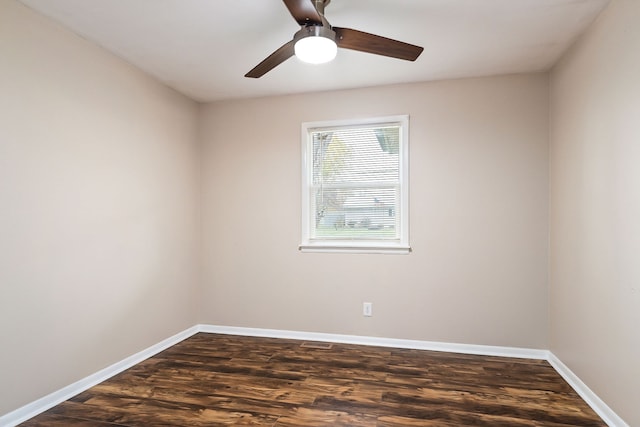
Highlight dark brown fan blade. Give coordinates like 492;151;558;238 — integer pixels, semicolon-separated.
245;40;295;78
334;27;423;61
282;0;323;26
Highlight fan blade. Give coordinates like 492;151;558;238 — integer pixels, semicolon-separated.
334;27;423;61
283;0;323;26
245;40;295;78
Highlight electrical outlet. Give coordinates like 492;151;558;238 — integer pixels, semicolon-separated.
363;302;373;317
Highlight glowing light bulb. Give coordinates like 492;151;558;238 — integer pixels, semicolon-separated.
294;35;337;64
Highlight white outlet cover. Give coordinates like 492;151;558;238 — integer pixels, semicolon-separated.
363;302;373;317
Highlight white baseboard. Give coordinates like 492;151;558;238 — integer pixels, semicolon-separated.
0;325;199;427
547;352;629;427
197;324;549;360
1;324;627;427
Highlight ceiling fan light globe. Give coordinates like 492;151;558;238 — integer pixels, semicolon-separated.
295;35;337;64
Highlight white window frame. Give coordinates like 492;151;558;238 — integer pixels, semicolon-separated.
300;115;410;254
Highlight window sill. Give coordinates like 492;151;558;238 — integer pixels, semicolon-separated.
299;244;411;254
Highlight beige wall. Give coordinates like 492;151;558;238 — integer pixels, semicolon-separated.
549;1;640;425
200;74;549;349
0;0;200;415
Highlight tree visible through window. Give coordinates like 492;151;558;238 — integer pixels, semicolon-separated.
301;116;409;253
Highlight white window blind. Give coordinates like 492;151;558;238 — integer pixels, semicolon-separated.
300;116;410;253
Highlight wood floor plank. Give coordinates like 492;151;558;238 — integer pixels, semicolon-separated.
19;333;607;426
273;407;377;426
19;413;129;427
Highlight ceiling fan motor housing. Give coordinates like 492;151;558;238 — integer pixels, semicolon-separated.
294;25;336;45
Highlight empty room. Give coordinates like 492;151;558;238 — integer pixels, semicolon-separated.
0;0;638;425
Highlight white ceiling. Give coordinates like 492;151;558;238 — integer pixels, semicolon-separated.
19;0;609;103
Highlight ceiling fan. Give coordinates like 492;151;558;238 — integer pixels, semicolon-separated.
245;0;424;78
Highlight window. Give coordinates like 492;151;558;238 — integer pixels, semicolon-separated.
300;115;410;254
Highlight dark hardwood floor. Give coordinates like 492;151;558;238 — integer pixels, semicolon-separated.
20;333;606;426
